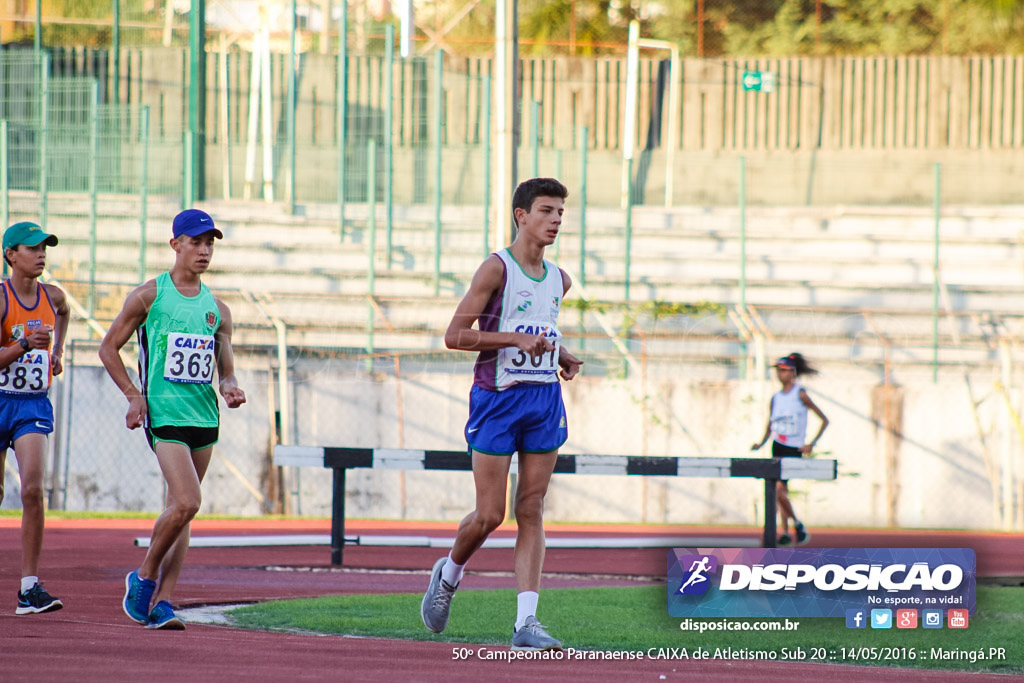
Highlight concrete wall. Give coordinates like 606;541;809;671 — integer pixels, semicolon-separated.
202;145;1024;207
6;355;1016;533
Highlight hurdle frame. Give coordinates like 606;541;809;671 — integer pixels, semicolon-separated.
275;446;838;566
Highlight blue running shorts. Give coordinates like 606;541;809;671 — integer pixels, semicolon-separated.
0;395;54;450
466;382;567;456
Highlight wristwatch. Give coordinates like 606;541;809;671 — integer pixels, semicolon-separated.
18;338;30;352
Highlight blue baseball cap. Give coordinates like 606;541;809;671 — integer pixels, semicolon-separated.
172;209;223;240
4;221;58;251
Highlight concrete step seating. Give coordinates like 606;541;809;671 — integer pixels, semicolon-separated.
14;192;1024;363
51;272;1022;370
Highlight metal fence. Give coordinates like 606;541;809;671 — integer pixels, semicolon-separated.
3;340;1022;534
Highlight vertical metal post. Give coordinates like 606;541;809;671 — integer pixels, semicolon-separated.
139;107;150;282
494;0;519;251
621;21;639;209
932;162;941;384
188;0;206;201
39;54;49;229
59;341;76;510
88;83;99;317
530;99;539;178
260;24;273;201
739;155;748;379
577;128;588;352
624;157;633;301
763;476;778;548
433;50;443;296
242;32;261;200
367;138;376;367
183;130;193;207
1;119;7;279
482;75;491;258
554;148;562;262
112;0;121;104
337;5;348;239
665;48;680;208
384;25;394;267
578;126;588;289
220;47;231;199
330;467;347;565
34;0;42;52
286;0;297;213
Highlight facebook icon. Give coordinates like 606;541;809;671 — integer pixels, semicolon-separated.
845;608;867;629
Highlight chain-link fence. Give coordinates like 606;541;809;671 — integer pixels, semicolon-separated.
39;339;276;515
3;340;1021;533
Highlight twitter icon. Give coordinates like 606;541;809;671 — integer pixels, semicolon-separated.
870;609;892;629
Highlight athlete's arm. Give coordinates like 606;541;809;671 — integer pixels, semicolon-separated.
214;299;246;409
44;284;71;376
751;400;773;451
556;268;583;380
444;255;553;356
99;281;156;429
0;285;19;371
799;389;829;454
0;340;25;371
0;281;23;370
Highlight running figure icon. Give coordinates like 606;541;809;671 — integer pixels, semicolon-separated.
678;556;713;594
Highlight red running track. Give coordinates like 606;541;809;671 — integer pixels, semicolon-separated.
0;518;1020;683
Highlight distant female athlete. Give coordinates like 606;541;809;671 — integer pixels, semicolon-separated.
751;353;828;546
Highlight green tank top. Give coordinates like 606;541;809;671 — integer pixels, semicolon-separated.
139;272;221;428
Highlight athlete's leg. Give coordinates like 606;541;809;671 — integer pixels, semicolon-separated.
512;450;558;593
152;445;213;604
12;433;48;577
139;440;204;581
776;480;796;534
0;448;6;507
449;452;513;565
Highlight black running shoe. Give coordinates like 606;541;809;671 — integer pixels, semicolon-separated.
777;533;793;547
16;583;63;615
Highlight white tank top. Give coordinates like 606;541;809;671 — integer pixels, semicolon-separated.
472;249;563;391
770;383;808;448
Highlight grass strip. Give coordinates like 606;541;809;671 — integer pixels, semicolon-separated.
228;585;1023;674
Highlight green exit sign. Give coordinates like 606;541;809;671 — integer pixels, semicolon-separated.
742;71;775;93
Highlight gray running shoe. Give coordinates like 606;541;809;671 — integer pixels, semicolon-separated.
512;616;563;651
421;557;458;634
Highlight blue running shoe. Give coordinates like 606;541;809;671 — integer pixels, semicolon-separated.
146;600;185;630
123;570;156;625
16;583;63;615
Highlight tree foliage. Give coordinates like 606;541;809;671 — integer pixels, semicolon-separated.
521;0;1024;56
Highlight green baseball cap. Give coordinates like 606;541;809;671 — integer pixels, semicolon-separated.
3;222;58;251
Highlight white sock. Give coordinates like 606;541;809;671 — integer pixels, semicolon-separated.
21;576;38;593
515;591;539;631
441;553;465;586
